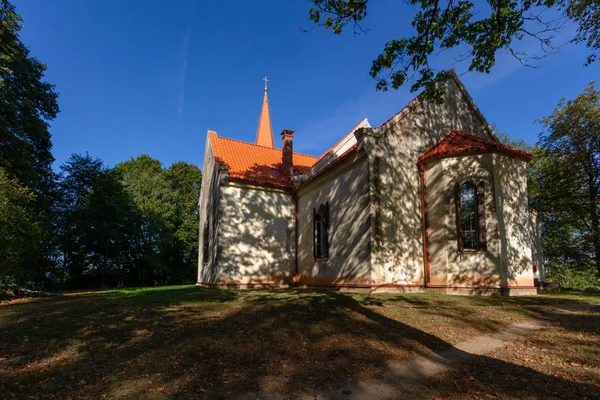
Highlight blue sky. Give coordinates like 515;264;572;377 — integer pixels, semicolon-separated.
13;0;600;170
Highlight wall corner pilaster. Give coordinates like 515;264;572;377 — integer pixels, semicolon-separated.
361;127;384;283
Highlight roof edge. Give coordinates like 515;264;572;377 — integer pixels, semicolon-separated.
211;132;319;159
295;144;360;192
417;130;533;165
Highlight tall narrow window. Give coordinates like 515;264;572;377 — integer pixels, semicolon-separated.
202;223;209;265
459;184;479;250
313;202;329;258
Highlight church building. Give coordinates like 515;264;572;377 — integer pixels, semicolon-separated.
197;71;543;295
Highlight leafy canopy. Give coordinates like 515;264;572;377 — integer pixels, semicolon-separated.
114;156;202;286
54;154;202;288
1;0;60;285
0;168;39;285
307;0;599;97
56;154;138;287
0;0;59;191
534;81;600;278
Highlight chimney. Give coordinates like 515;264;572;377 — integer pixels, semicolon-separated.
280;129;294;178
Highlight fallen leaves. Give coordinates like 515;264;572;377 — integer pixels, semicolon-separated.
1;289;599;399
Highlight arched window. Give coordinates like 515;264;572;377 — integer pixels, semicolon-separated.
455;182;487;251
313;202;329;258
460;184;478;250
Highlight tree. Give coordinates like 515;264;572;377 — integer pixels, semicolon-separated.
166;162;202;283
536;81;600;277
88;168;139;286
116;155;175;286
54;154;201;289
306;0;599;97
0;169;39;286
57;154;137;288
491;123;534;152
1;0;59;192
57;154;104;286
1;0;60;284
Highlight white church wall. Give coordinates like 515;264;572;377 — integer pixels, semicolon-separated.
296;154;371;286
529;210;544;283
425;154;502;289
368;75;495;286
197;136;222;284
493;154;536;291
216;183;295;285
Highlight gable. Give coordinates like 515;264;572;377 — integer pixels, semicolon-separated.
378;70;496;142
203;70;500;191
300;119;370;184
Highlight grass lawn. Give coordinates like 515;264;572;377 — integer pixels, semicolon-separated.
1;286;599;399
421;305;600;399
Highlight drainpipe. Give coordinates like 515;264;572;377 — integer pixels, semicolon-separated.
293;194;299;285
418;162;431;287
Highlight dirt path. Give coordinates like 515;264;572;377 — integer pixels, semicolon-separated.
296;304;599;400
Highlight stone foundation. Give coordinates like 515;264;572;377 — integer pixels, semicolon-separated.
426;286;537;296
198;282;537;296
501;287;538;296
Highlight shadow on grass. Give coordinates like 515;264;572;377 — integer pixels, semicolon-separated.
0;287;598;399
418;308;600;399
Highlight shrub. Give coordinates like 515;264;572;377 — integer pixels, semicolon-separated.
545;262;599;289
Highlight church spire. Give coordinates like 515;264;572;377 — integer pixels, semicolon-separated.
255;77;274;148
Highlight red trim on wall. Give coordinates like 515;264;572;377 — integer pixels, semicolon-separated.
427;284;536;289
419;163;431;286
299;283;424;289
198;281;291;287
197;282;536;290
197;281;423;288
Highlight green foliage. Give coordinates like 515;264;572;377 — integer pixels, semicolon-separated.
0;1;203;289
564;0;600;64
492;124;534;151
57;154;138;288
0;0;60;285
116;155;175;285
545;262;598;289
54;154;202;289
110;155;202;286
307;0;599;97
166;161;202;282
0;0;59;191
0;169;39;285
534;81;600;278
0;0;21;81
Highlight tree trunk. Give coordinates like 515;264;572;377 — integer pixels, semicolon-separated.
61;250;68;288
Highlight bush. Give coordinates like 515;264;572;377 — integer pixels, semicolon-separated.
545;262;599;290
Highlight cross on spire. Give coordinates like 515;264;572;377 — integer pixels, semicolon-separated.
256;77;274;147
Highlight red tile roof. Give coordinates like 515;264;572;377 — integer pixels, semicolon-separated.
418;130;533;164
208;131;318;189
